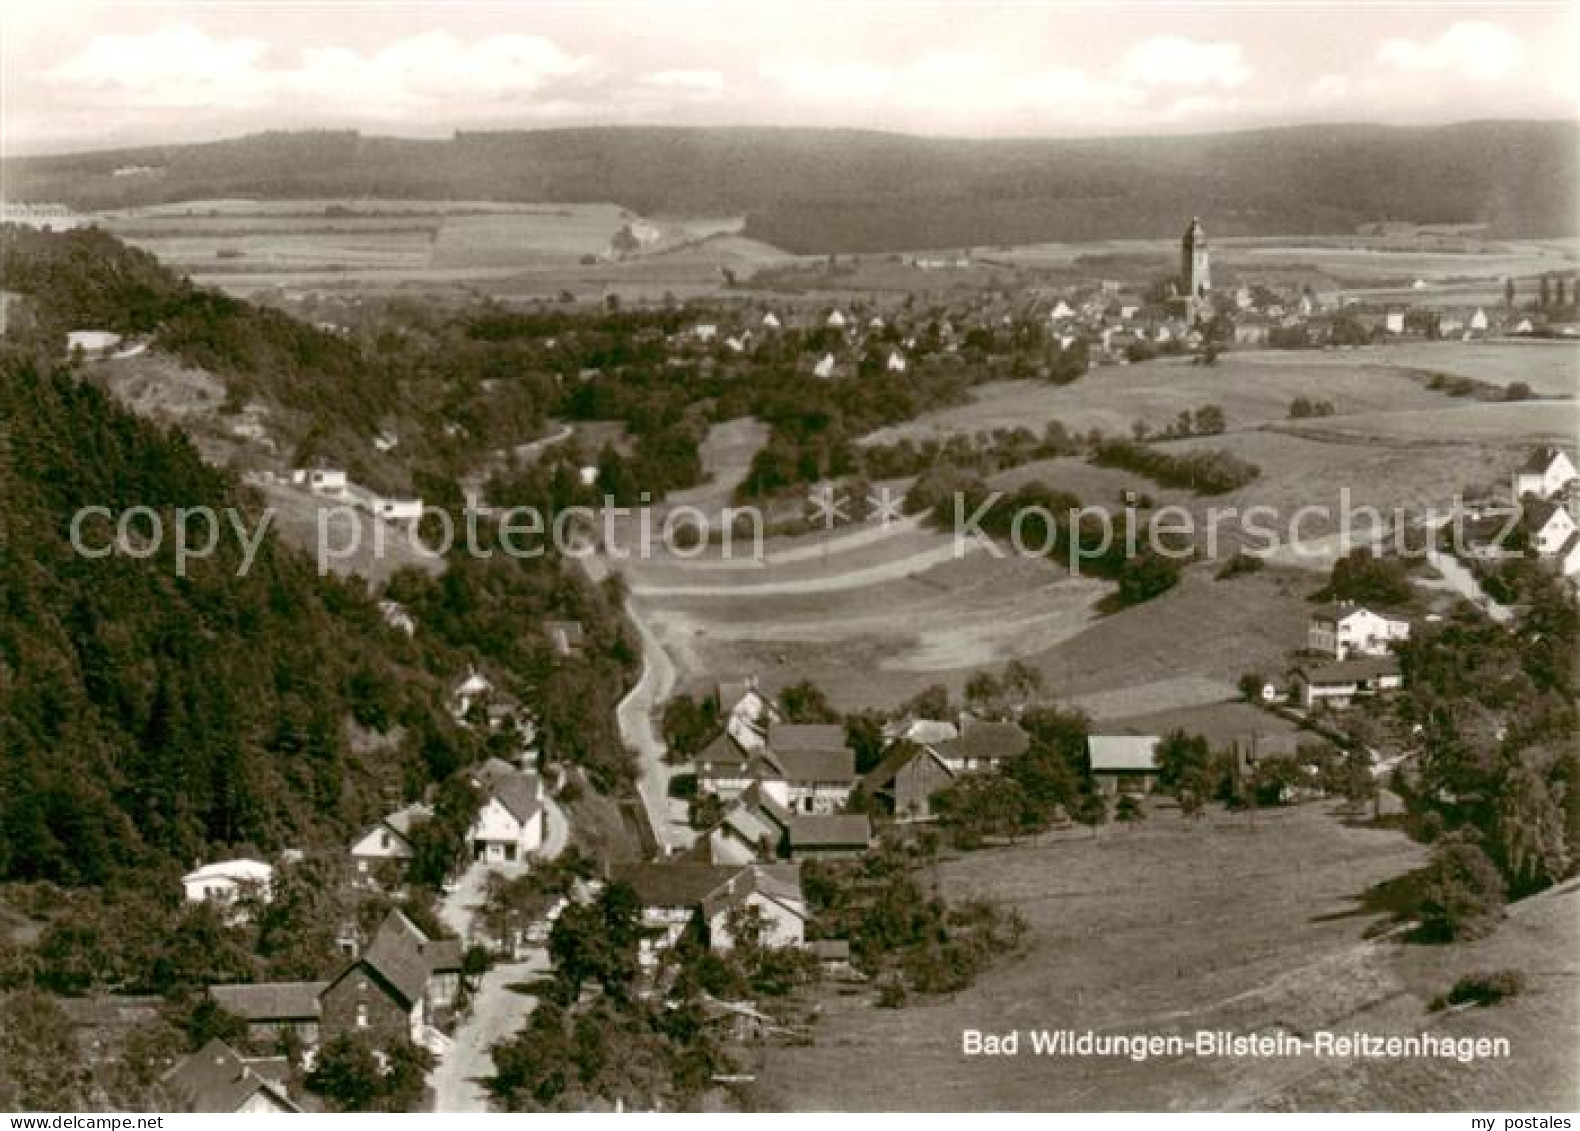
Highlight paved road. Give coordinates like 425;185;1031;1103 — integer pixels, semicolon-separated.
429;950;549;1113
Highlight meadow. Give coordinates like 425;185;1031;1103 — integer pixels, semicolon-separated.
748;803;1578;1111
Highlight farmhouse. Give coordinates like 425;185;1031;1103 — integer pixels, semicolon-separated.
318;909;459;1052
349;802;431;883
163;1039;299;1114
715;677;781;750
181;859;273;916
1291;657;1402;709
289;467;349;498
755;723;857;814
1513;447;1578;501
861;742;956;822
467;758;544;866
702;864;808;952
931;715;1030;774
1087;735;1162;795
1520;499;1578;557
696;730;757;800
206;981;325;1048
1306;602;1410;660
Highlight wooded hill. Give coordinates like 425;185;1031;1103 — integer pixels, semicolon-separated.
6;121;1574;250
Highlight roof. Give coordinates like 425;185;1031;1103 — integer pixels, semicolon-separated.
700;864;806;922
383;802;432;838
861;742;953;792
1308;602;1406;625
423;936;464;973
787;814;872;849
1522;498;1571;532
768;723;847;751
756;746;855;785
357;909;437;1006
208;981;324;1021
1297;656;1401;685
1519;446;1572;474
486;772;542;826
611;863;741;909
163;1039;299;1113
934;717;1030;763
182;859;272;886
697;729;749;768
808;939;851;961
880;717;959;746
1087;735;1161;773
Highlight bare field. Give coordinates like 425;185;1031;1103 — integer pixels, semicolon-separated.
751;804;1576;1111
1262;340;1580;397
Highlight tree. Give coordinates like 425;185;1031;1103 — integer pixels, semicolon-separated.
933;774;1033;848
1322;548;1412;607
1539;275;1552;308
778;680;838;724
1491;762;1570;896
305;1034;384;1111
1115;794;1144;827
548;882;642;999
1416;835;1506;941
963;671;1003;715
660;694;716;763
1193;404;1226;435
0;990;92;1110
1069;790;1108;836
1504;277;1516;308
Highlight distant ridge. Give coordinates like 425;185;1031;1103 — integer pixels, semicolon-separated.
4;121;1574;252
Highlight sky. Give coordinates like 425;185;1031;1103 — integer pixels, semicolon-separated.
2;2;1576;153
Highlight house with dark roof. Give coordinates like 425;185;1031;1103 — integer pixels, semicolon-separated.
1520;498;1578;557
349;802;431;885
861;742;956;822
754;725;857;814
696;730;757;800
207;980;325;1048
1087;735;1162;795
930;715;1029;775
163;1038;299;1113
699;783;870;863
611;862;808;965
1512;446;1577;501
1291;656;1403;710
317;909;462;1052
784;814;872;859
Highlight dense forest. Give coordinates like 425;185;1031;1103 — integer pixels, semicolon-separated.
5;121;1575;248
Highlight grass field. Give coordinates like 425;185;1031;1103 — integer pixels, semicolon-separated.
101;199;791;298
748;804;1578;1111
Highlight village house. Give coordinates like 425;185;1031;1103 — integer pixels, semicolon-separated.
1087;735;1162;795
162;1039;300;1114
1291;656;1403;709
288;467;349;498
349;802;431;884
181;858;274;919
447;667;495;723
1306;602;1410;660
930;715;1030;774
1513;447;1578;501
752;723;857;814
700;782;869;862
467;758;545;866
543;619;586;658
317;910;460;1054
715;678;781;749
611;862;808;967
1520;499;1578;557
860;742;956;822
65;329;124;358
207;981;326;1049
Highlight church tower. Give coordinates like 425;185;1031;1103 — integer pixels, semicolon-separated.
1181;217;1210;299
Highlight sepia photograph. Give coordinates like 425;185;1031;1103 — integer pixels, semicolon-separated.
0;0;1576;1118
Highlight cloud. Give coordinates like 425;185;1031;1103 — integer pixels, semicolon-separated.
48;25;593;121
640;69;725;98
1378;21;1520;81
758;57;892;104
1119;37;1252;89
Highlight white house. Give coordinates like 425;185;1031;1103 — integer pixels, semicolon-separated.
703;865;807;952
1049;300;1075;321
886;350;908;373
468;759;544;866
813;352;837;379
754;724;856;814
349;803;431;881
612;863;807;967
289;468;349;498
182;859;274;916
66;330;124;357
826;310;848;329
1306;603;1410;660
1469;307;1489;333
761;312;781;330
1384;310;1405;335
1512;447;1578;501
1087;735;1162;795
448;667;494;722
370;496;423;523
1521;499;1578;557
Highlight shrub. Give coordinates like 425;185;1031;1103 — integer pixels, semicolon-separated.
1428;970;1526;1011
1216;552;1265;580
1415;835;1506;941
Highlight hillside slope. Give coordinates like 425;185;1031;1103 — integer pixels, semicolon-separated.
6;121;1574;251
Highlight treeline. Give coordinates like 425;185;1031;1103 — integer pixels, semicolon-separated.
1089;437;1260;495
